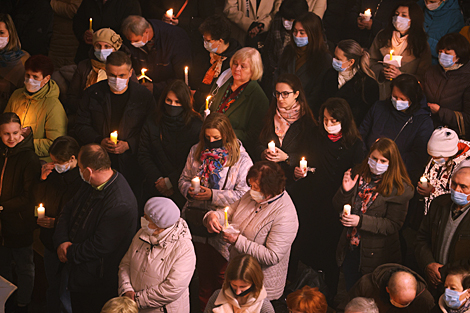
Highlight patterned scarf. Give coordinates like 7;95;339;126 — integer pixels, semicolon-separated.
202;53;227;85
347;175;381;247
198;147;229;189
86;59;107;89
0;49;24;68
448;300;470;313
274;102;300;145
217;81;248;113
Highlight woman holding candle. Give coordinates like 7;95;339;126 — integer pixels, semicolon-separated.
204;161;298;301
333;137;413;290
0;112;41;312
369;1;431;100
178;112;252;311
139;80;202;208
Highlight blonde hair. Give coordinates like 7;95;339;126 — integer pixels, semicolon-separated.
230;47;263;81
100;297;138;313
223;254;264;299
195;112;240;167
0;14;21;51
337;39;375;80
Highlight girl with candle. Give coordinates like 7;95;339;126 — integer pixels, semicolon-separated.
333;138;413;290
369;1;431;100
0;112;41;312
139;80;202;208
178;112;252;311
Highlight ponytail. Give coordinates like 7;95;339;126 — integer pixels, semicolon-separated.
359;49;376;80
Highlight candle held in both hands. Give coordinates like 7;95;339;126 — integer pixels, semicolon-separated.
166;9;174;19
343;204;351;216
110;131;118;144
420;176;428;188
268;141;276;153
363;9;371;21
191;177;200;194
38;203;45;219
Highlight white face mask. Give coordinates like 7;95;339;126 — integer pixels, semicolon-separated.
94;48;113;62
368;158;389;175
108;77;128;92
24;77;43;93
140;217;156;236
324;122;342;134
131;33;148;48
426;1;442;10
0;36;8;50
250;189;265;203
393;15;410;32
55;163;71;174
79;168;91;184
391;96;410;111
282;18;293;30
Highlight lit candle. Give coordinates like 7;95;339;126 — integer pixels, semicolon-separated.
224;207;229;228
110;131;118;144
38;203;45;219
191;176;200;194
205;95;211;110
363;9;371;21
166;9;174;19
138;68;152;83
390;49;394;61
420;176;428;188
268;141;275;153
343;204;351;216
89;18;93;31
184;66;189;86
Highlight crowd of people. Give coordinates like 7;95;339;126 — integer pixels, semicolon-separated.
1;0;470;313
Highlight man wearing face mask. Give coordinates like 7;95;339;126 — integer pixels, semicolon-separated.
75;51;155;200
415;159;470;293
121;15;192;102
54;144;138;313
4;54;68;162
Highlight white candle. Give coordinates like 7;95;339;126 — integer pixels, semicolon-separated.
184;66;189;86
166;9;174;19
268;141;275;153
343;204;351;216
300;157;307;171
38;203;45;219
191;177;200;193
204;109;211;118
363;9;371;21
110;131;118;144
420;176;428;188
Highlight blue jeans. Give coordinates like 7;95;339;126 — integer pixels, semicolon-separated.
0;245;34;306
44;248;72;313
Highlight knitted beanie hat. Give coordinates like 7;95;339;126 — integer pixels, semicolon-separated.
144;197;180;229
427;127;459;157
92;28;123;50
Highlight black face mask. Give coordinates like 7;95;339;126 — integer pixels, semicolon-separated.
164;103;184;117
204;137;223;149
230;284;254;298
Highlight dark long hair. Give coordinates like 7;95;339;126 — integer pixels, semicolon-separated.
376;1;428;58
390;74;423;115
318;98;361;148
155;80;201;125
260;74;316;144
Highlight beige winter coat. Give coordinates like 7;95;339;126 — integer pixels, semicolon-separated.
118;218;196;313
273;0;327;18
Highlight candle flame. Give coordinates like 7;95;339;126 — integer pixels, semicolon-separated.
225;207;229;213
39;203;44;207
365;9;371;14
138;68;152;82
166;9;173;17
301;157;305;161
390;49;394;54
206;95;211;101
193;176;200;181
184;66;188;74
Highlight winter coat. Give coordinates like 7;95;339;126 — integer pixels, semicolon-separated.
423;62;470;137
0;128;41;248
33;167;82;251
0;51;29;113
422;140;470;214
306;0;327;17
72;0;141;63
209;191;299;300
320;68;380;126
204;288;275;313
340;263;435;313
223;0;281;46
418;0;464;63
415;194;470;275
74;80;154;186
178;141;252;260
4;80;68;161
118;218;196;313
369;30;432;100
126;19;192;101
54;171;138;294
333;181;414;274
206;78;269;157
359;97;434;183
48;0;82;69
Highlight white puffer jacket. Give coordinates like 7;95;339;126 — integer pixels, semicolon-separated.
118;218;196;313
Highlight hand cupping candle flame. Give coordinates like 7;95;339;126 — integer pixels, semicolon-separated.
138;68;152;83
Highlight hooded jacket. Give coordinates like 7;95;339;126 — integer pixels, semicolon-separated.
0;127;41;247
340;263;435;313
119;218;196;313
4;80;68;161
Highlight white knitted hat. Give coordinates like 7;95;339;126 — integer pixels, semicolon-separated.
427;127;459;157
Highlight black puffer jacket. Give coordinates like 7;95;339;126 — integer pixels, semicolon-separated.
0;128;41;247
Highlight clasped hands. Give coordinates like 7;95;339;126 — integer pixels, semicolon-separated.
205;212;239;245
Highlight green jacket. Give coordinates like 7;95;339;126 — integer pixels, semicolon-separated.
205;78;269;155
5;80;67;161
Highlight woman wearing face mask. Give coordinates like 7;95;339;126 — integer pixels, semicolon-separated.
204;161;299;301
333;138;414;290
369;1;431;100
119;197;196;313
359;74;434;184
276;12;332;114
204;254;274;313
178;112;252;311
0;112;41;313
0;14;30;113
433;266;470;313
321;39;379;126
4;54;68;162
33;136;81;313
139;80;202;208
423;33;470;138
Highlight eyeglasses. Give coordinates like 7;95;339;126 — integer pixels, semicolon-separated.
273;91;294;99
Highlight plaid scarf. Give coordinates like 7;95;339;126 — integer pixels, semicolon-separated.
217;81;249;113
198;147;228;189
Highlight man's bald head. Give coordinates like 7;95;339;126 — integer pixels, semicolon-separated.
387;271;417;306
78;144;111;171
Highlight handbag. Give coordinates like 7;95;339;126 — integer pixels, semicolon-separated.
455;111;466;139
185;166;231;237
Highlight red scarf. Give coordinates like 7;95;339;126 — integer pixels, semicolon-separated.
327;132;342;142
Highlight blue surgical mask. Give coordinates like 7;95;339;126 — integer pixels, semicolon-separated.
434;158;446;165
293;35;308;47
368;158;389;175
439;52;455;69
451;188;469;206
391;96;410;111
94;48;113;62
444;288;468;309
332;58;347;72
203;40;218;53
